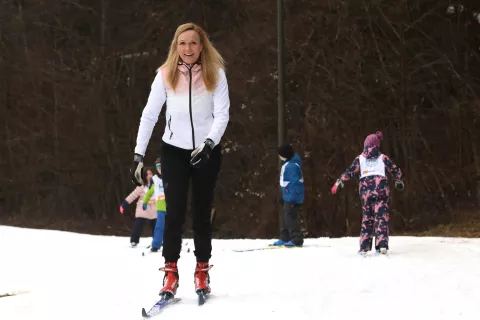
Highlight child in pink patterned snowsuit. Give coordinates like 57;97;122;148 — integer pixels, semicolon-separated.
331;131;404;254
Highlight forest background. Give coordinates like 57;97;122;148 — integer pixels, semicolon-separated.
1;0;479;238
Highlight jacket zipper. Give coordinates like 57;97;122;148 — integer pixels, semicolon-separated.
187;64;195;149
168;115;173;139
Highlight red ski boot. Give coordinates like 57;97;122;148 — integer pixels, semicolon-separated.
159;262;179;300
194;262;213;305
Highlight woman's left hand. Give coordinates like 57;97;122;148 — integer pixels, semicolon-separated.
190;139;215;168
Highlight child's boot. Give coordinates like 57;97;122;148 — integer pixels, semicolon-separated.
159;262;179;299
375;247;388;255
284;241;302;247
272;239;286;246
358;249;368;257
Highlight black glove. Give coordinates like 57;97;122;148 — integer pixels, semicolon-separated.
395;180;404;191
131;153;145;186
190;138;215;168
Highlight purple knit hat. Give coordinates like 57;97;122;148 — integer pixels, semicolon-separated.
363;131;383;148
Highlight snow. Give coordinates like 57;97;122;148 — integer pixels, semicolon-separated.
1;225;480;320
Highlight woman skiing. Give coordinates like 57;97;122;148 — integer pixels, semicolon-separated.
130;22;230;301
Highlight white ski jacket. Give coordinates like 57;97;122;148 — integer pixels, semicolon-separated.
134;62;230;155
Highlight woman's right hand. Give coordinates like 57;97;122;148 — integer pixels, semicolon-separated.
131;154;145;186
119;206;124;214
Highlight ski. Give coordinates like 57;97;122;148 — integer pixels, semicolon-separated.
141;245;157;256
142;244;191;256
142;251;158;256
232;245;287;252
197;290;209;306
141;297;181;318
233;243;330;252
358;249;390;258
141;290;209;318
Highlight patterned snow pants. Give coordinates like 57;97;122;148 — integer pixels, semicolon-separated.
359;195;389;251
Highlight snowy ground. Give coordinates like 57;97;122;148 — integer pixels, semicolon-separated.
1;225;479;320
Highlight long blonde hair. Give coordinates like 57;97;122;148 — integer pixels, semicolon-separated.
159;23;225;92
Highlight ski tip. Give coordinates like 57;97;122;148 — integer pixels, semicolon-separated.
141;307;148;318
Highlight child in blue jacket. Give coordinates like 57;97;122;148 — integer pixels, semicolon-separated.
272;143;305;247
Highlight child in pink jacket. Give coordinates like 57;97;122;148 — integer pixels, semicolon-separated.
120;167;157;247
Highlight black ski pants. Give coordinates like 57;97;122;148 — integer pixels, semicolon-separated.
130;217;156;244
280;202;304;246
161;142;222;263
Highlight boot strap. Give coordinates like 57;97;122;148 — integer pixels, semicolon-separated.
160;267;178;272
195;264;214;272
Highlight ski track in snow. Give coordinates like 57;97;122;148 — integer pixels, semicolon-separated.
1;226;479;320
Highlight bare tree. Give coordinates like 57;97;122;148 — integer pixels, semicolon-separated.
0;0;479;238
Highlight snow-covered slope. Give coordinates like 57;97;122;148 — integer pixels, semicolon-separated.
1;225;479;320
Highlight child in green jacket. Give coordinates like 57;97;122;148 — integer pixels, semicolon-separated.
143;158;167;252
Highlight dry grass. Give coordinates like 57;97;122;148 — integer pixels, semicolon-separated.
403;210;480;238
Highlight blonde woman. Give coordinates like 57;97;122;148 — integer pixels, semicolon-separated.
130;23;229;302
